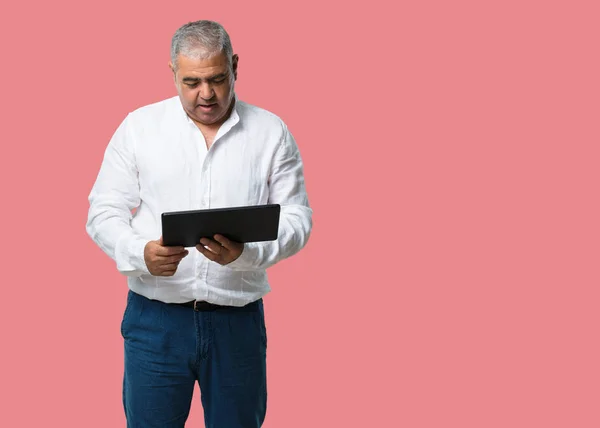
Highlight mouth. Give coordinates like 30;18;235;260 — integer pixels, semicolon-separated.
198;103;217;112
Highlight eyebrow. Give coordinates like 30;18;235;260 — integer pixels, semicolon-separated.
182;73;227;83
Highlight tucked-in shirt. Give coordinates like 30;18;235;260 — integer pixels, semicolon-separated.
86;95;312;305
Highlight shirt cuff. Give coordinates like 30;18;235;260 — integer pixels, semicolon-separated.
115;233;151;276
226;242;260;271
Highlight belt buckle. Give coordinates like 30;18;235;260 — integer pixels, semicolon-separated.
194;300;214;311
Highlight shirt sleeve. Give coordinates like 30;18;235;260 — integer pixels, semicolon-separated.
226;124;313;271
86;114;151;277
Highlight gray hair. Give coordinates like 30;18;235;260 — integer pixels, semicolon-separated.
170;20;233;71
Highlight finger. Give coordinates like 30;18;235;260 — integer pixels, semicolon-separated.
213;234;233;250
156;244;187;257
199;238;224;255
196;244;219;261
160;262;180;272
159;269;177;277
158;253;187;265
154;249;188;262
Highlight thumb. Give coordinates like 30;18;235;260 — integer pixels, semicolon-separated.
158;235;164;246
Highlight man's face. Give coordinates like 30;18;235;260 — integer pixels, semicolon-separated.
171;51;238;127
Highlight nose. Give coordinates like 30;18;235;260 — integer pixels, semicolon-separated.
199;82;214;100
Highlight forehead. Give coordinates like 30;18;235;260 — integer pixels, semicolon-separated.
176;52;229;77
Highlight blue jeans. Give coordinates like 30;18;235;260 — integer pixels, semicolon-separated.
120;290;267;427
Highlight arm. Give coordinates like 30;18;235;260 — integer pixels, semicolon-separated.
226;125;313;271
86;114;151;277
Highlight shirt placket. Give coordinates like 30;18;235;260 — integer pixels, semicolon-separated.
199;154;211;288
192;127;211;301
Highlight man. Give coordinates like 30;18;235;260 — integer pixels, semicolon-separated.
86;20;312;428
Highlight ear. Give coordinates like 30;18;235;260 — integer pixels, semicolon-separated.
231;54;239;80
168;61;176;79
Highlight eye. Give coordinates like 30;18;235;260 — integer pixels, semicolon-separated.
185;82;198;88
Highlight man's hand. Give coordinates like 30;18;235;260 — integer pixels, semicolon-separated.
196;234;243;265
144;236;189;276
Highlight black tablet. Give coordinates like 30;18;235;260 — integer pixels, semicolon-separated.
161;204;281;247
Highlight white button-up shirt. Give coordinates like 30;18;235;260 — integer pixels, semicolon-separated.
86;95;312;305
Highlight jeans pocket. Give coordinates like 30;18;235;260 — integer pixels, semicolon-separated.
258;305;267;349
120;290;134;339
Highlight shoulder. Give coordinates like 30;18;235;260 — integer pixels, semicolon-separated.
236;100;289;134
236;100;302;161
126;96;181;125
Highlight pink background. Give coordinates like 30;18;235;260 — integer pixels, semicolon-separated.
1;0;599;426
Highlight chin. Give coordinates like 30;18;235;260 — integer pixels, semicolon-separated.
197;115;220;125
